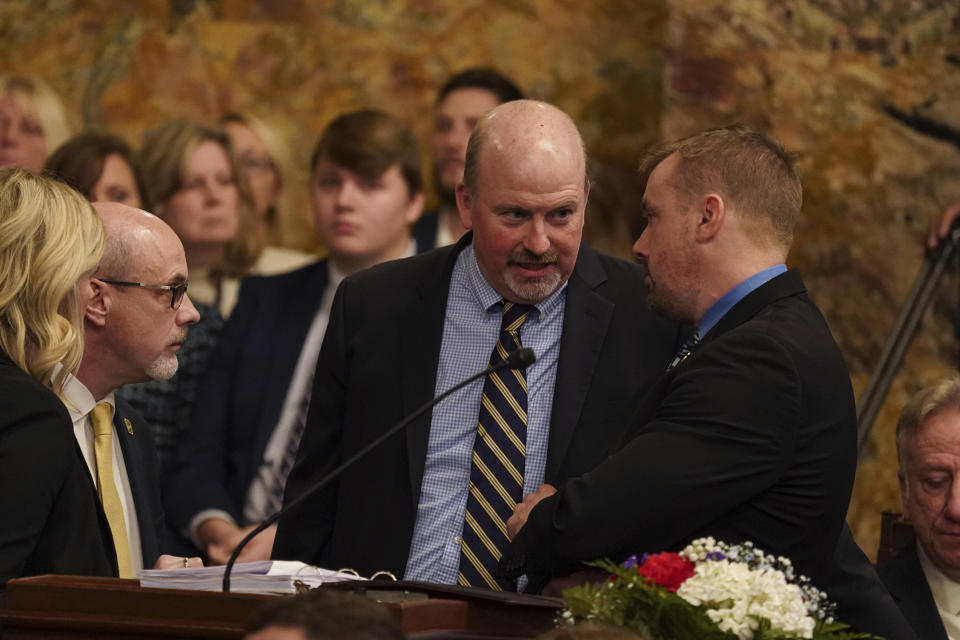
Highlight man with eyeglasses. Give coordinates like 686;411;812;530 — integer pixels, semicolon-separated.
59;201;202;575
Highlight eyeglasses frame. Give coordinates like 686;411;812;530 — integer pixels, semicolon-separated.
98;278;189;310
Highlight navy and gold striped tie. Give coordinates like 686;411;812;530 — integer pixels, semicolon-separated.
458;300;534;590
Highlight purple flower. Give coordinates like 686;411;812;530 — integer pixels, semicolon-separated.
706;551;726;561
623;555;639;569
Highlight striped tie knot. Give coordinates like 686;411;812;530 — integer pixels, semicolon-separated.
497;301;535;357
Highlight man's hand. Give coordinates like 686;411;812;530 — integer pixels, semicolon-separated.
507;484;557;539
198;518;277;565
152;554;204;570
927;198;960;249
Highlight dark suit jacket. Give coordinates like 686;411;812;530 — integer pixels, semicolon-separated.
0;352;115;601
411;208;440;253
164;260;330;535
500;270;917;639
114;398;166;567
880;541;949;640
273;235;680;577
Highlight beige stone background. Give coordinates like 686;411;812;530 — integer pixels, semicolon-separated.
4;0;960;560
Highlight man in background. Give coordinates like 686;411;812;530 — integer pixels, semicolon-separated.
244;590;403;640
413;68;523;251
881;377;960;640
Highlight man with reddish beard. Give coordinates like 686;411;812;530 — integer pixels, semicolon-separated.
500;125;917;638
273;100;680;589
63;202;201;574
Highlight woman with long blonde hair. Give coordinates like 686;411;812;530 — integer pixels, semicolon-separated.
0;168;115;596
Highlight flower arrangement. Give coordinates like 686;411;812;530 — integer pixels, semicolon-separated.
560;538;879;640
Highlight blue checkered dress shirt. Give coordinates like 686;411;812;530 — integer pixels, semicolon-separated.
403;243;566;584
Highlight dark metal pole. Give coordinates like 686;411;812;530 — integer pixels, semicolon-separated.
856;226;960;452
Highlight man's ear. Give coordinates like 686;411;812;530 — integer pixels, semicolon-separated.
404;191;426;226
85;279;110;328
695;193;725;242
455;183;474;230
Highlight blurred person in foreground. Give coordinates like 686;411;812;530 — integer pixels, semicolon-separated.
165;110;425;564
881;377;960;640
0;168;112;599
243;589;403;640
537;625;648;640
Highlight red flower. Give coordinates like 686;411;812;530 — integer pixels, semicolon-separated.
636;552;695;592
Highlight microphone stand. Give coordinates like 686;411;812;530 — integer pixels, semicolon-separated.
222;347;536;591
856;223;960;453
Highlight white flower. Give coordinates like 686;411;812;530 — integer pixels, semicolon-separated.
676;559;815;639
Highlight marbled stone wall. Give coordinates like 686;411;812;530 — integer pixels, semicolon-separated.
0;0;666;252
4;0;960;559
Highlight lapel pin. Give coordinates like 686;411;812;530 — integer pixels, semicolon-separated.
124;418;134;435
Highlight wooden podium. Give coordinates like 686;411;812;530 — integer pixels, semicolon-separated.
0;575;561;639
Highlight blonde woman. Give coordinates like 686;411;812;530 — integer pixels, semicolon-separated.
0;75;72;172
139;120;260;318
0;168;114;595
222;111;315;270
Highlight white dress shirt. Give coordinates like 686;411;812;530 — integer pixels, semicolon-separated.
919;541;960;640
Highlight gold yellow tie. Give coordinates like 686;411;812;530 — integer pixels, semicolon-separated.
91;402;133;578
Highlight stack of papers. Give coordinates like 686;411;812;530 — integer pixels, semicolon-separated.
139;560;367;594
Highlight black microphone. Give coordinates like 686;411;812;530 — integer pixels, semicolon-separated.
222;346;537;591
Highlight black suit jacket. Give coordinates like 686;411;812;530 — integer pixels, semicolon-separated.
501;270;917;639
0;352;115;601
113;398;166;567
165;260;330;534
880;542;949;640
411;208;440;253
273;235;680;577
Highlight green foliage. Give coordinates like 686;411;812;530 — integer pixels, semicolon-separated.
559;559;880;640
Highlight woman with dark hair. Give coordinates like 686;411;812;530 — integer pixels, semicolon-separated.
44;131;150;210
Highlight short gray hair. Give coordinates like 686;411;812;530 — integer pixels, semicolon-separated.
896;376;960;465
